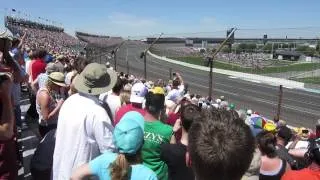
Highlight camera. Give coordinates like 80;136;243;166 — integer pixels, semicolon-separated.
302;129;309;134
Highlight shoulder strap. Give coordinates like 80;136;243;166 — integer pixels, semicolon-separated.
278;145;299;169
99;94;114;126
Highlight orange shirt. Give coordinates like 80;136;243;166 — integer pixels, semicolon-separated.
281;168;320;180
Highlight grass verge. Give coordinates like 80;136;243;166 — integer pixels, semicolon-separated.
170;56;320;74
292;77;320;85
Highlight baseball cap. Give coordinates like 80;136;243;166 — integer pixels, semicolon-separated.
277;126;293;142
152;87;165;95
264;122;277;132
113;111;145;154
130;82;148;104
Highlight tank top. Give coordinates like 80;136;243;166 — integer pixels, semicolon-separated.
36;88;58;126
259;159;287;180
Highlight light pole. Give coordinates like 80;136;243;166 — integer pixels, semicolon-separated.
208;28;237;98
112;40;127;71
126;48;129;74
140;33;163;79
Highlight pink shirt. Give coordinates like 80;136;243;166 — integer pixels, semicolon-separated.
114;104;146;125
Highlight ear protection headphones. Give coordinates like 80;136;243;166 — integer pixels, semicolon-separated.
304;138;320;165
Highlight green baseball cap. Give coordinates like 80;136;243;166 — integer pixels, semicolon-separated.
229;103;235;110
74;63;117;95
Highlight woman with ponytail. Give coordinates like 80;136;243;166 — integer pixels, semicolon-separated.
71;111;157;180
257;131;291;180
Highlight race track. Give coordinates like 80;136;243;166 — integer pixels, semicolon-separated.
113;41;320;128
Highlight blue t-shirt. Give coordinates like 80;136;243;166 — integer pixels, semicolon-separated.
89;152;158;180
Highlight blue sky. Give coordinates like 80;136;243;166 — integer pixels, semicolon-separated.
1;0;320;38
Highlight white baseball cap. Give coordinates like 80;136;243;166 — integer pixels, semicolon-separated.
130;82;148;104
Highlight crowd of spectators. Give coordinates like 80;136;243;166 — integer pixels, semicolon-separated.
0;17;320;180
152;45;275;70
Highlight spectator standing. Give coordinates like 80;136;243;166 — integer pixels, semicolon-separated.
54;55;65;73
0;31;18;179
71;112;157;180
257;131;291;180
276;126;302;170
67;57;90;96
99;77;123;121
188;109;255;180
53;63;117;179
161;104;199;180
166;73;184;103
31;49;47;81
114;82;147;125
31;62;62;91
142;87;173;180
0;73;17;180
36;72;66;137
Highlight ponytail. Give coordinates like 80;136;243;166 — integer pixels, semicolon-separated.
109;154;132;180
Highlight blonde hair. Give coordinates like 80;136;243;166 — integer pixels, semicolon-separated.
109;151;142;180
109;154;131;180
46;79;55;96
119;90;131;105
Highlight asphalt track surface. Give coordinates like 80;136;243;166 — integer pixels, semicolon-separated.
113;41;320;128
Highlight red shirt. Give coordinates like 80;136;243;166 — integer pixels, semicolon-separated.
281;168;320;180
114;104;146;125
31;59;46;81
166;112;182;142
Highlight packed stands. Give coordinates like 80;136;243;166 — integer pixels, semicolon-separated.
76;31;123;49
5;16;86;56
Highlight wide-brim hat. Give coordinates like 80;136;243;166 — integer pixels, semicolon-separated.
48;72;67;87
0;28;13;40
74;63;117;95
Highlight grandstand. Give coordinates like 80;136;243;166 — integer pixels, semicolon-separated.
5;16;86;54
76;31;123;48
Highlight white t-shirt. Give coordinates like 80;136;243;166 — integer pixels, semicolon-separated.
99;91;121;121
52;93;115;180
65;70;76;86
166;84;185;102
